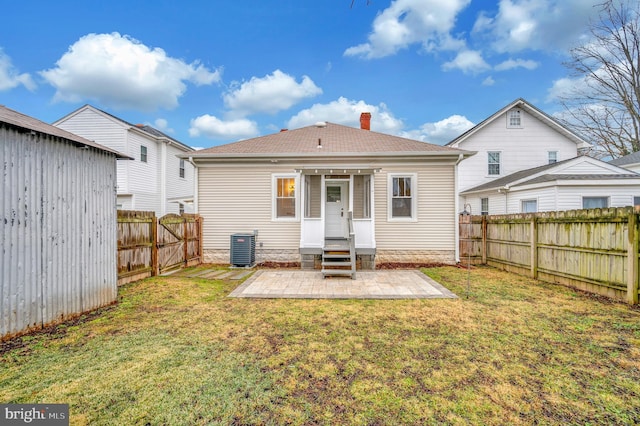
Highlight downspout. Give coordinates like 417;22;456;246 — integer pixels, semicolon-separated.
454;153;464;263
187;156;198;213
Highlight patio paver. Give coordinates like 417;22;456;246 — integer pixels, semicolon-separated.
229;270;458;299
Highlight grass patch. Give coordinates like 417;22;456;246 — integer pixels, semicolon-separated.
2;266;640;424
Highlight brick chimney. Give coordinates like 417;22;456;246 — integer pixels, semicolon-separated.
360;112;371;130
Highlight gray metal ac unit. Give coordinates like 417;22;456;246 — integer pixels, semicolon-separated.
230;233;255;267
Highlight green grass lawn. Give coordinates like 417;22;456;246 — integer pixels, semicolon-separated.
2;266;640;425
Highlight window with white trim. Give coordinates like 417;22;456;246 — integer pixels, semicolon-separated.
388;173;417;220
507;109;522;128
140;145;147;163
179;159;185;178
481;198;489;215
273;175;298;220
488;151;500;175
521;199;538;213
548;151;557;164
582;196;609;209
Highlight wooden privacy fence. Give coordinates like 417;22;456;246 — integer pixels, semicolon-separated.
460;206;640;304
117;210;203;285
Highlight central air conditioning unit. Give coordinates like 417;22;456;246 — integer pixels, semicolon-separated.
230;233;256;267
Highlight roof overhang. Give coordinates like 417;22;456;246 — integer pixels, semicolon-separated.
183;149;476;164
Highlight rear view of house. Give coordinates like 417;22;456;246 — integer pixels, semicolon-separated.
54;105;195;215
187;114;474;269
0;105;128;339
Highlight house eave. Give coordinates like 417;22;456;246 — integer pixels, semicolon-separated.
183;150;475;163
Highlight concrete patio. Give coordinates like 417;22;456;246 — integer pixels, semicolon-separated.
228;269;458;299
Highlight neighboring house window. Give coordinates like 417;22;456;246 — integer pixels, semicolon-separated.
633;196;640;206
481;198;489;215
548;151;558;164
179;204;185;215
507;109;522;128
388;173;417;220
488;152;501;175
582;196;609;209
140;145;147;163
522;199;538;213
274;175;297;220
179;159;185;178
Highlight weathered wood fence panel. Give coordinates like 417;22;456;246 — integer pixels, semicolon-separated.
117;211;203;285
460;207;640;304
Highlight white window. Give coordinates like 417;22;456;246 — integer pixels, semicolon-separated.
273;174;298;220
140;145;148;163
522;199;538;213
582;196;609;209
548;151;557;164
488;152;501;175
481;198;489;215
179;159;185;178
388;173;417;221
507;109;522;128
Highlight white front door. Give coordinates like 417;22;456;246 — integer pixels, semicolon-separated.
325;181;348;238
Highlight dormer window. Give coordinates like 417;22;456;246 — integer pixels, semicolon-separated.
507;109;522;128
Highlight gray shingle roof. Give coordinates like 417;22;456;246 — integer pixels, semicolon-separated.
192;122;470;157
461;158;576;193
461;156;640;194
609;151;640;166
0;105;130;159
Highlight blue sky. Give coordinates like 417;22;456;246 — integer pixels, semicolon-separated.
0;0;606;148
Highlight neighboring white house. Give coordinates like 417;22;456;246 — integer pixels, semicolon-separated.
460;156;640;214
609;151;640;173
1;105;128;339
54;105;195;216
186;113;474;268
447;98;591;212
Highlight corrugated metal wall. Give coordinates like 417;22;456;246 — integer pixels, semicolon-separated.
1;124;118;339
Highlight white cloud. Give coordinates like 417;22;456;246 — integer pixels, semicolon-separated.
0;49;35;91
286;97;404;134
402;114;475;145
482;76;496;86
40;32;221;111
224;70;322;117
188;114;258;140
475;0;602;53
344;0;471;59
153;118;174;134
494;58;539;71
442;50;490;74
546;75;589;102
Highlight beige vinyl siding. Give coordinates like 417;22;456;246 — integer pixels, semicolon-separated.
305;175;321;218
374;163;456;251
198;164;300;251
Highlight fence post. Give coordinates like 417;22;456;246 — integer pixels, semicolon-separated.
151;216;159;276
628;208;639;304
183;215;188;268
481;215;487;264
531;216;538;279
198;215;204;262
